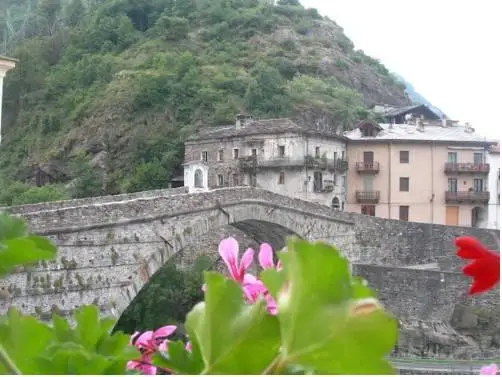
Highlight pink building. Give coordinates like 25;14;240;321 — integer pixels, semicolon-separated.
345;119;497;227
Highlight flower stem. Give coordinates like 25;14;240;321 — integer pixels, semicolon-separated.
0;343;20;375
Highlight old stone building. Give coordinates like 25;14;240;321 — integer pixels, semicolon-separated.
183;114;348;208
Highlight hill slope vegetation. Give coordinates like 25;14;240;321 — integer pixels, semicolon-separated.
0;0;412;205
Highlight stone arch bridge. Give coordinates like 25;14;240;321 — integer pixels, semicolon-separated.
0;187;499;335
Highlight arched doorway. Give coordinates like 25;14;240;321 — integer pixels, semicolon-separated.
331;196;340;210
194;169;203;188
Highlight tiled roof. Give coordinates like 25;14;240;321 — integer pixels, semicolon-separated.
344;123;496;144
187;118;341;141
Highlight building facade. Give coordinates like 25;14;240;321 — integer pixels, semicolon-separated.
484;143;500;229
0;55;17;144
184;115;348;208
345;119;497;227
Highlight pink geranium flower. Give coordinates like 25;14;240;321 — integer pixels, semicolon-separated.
480;364;498;375
242;272;278;315
258;243;282;270
127;326;177;375
219;237;254;283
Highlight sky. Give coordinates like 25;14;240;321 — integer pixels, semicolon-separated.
301;0;502;140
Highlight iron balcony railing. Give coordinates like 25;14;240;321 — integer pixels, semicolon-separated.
355;190;380;203
444;191;490;203
355;161;380;173
444;162;490;174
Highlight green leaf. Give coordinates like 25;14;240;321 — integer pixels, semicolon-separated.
276;238;397;374
0;308;55;374
0;214;26;240
351;276;377;299
0;237;57;276
152;340;201;375
74;305;102;349
186;272;281;374
260;268;286;299
52;314;73;342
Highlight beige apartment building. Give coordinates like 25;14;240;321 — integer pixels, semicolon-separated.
345;119;497;227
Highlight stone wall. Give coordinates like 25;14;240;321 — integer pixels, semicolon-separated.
16;187;498;263
0;187;498;346
0;188;357;320
353;264;500;358
0;187;188;215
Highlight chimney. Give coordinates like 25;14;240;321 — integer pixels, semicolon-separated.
464;122;475;133
0;56;17;144
415;117;424;132
236;113;252;130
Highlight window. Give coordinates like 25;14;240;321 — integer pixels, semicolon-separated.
194;169;203;188
313;171;323;192
217;174;224;186
399;177;409;192
278;172;285;184
278;145;285;157
363;175;373;191
315;147;320;158
399;206;409;221
218;150;224;161
333;151;338;161
251;148;257;156
400;151;409;163
232;174;239;186
473;152;484;164
362;128;376;137
361;205;376;216
473;179;484;192
331;197;340;209
233;149;239;159
201;151;208;162
448;178;458;192
341;151;345;160
447;152;457;163
249;174;257;187
363;151;374;164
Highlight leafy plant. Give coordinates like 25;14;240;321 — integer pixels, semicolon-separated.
150;237;398;375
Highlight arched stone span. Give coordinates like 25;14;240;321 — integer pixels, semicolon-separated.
113;221;301;328
112;219;306;320
231;220;300;252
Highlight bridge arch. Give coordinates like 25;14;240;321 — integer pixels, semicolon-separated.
112;218;307;320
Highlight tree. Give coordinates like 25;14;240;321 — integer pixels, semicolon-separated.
37;0;62;36
65;0;86;27
277;0;301;6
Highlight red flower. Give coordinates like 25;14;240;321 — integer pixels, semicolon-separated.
455;236;500;295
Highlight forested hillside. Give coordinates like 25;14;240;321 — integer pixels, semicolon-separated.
0;0;411;205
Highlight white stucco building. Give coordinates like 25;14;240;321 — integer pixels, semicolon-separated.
485;143;500;229
183;115;348;209
0;55;17;144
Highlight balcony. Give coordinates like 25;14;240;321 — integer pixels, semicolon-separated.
355;190;380;204
444;191;490;204
239;156;306;171
335;158;348;172
305;155;338;172
444;163;490;174
355;161;380;174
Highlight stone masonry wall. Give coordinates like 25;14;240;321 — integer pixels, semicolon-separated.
16;188;498;263
0;188;356;320
0;187;498;331
0;187;188;215
353;264;500;358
